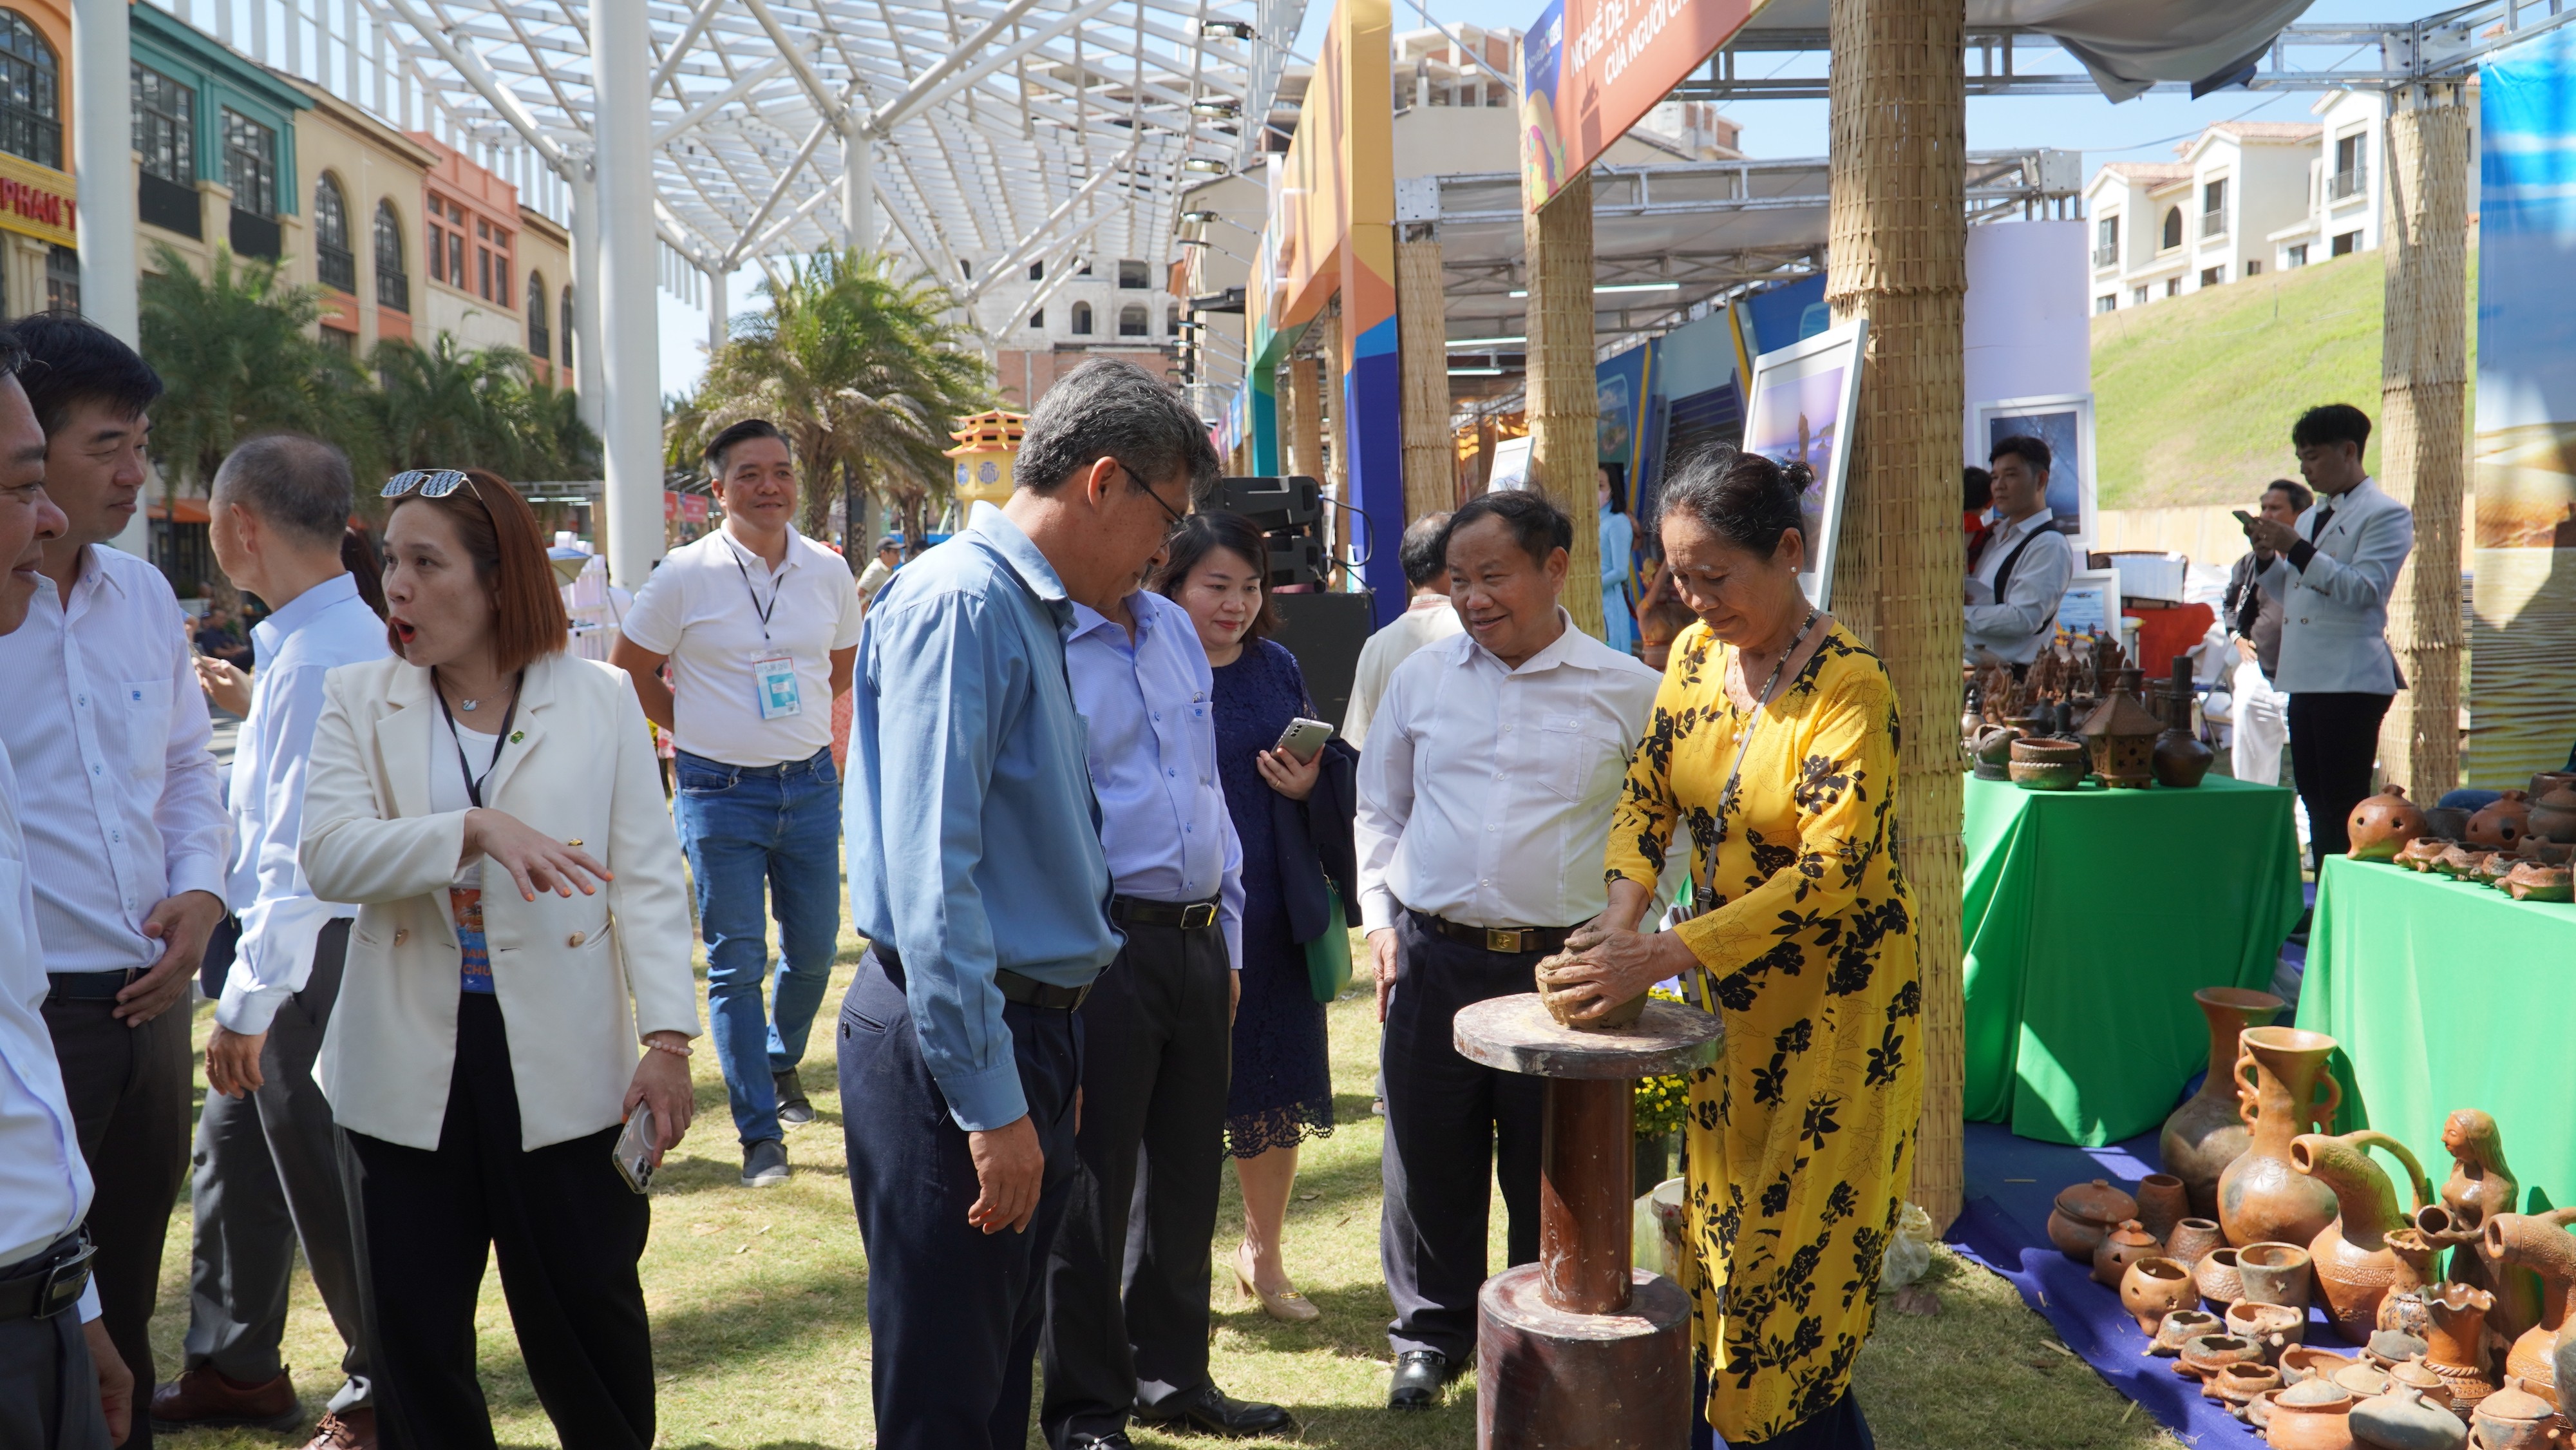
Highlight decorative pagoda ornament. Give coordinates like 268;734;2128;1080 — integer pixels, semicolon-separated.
943;409;1027;513
2080;674;2163;788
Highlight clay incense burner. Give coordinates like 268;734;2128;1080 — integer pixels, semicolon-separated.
2155;1309;2226;1355
2504;863;2575;902
2349;784;2430;862
2050;1179;2137;1262
2471;791;2537;852
2291;1129;2436;1344
2080;682;2163;788
2221;1026;2345;1249
2098;1219;2165;1288
2398;837;2458;873
2126;1257;2201;1333
2163;987;2289;1218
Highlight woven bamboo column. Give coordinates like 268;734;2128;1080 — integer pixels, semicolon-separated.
1825;0;1968;1230
2376;81;2470;799
1521;168;1605;636
1398;229;1456;522
1284;352;1323;483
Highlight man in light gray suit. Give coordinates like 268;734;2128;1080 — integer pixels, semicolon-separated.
2243;403;2414;869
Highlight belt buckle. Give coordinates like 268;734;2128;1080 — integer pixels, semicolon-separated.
1180;902;1218;930
35;1238;92;1319
1486;927;1527;954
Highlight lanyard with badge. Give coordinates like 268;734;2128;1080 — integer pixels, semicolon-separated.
435;676;522;808
1670;611;1817;1015
734;551;802;720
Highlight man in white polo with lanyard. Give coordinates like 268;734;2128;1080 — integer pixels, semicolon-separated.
611;419;864;1188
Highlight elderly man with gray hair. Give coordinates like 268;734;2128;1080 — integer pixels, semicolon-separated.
154;435;388;1450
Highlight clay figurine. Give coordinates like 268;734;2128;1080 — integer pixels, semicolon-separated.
2163;986;2289;1218
2348;784;2430;862
2219;1026;2345;1248
2469;791;2537;851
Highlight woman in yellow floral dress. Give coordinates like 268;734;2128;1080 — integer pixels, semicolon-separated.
1548;445;1923;1448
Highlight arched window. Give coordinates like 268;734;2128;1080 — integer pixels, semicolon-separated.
1070;300;1093;336
1117;303;1148;338
0;13;60;169
527;272;550;362
560;285;575;370
314;173;354;292
2161;206;2183;251
373;199;408;311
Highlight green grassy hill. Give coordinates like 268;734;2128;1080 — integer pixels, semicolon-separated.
2089;250;2389;508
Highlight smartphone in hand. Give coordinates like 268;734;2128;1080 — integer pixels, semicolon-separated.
2233;509;2259;529
612;1104;657;1193
1272;716;1333;764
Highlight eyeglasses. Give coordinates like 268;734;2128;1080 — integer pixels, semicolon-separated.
1118;460;1190;537
381;469;478;501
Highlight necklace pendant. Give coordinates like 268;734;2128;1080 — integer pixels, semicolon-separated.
459;698;480;711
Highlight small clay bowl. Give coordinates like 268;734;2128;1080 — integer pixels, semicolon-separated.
2179;1333;2266;1382
2210;1360;2281;1410
2009;737;2088;791
2398;837;2458;872
2154;1309;2224;1357
2195;1246;2244;1308
2228;1299;2307;1351
2279;1345;2356;1385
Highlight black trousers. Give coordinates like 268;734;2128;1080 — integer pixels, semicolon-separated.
343;993;654;1450
182;921;372;1406
840;948;1082;1450
2286;691;2394;870
1039;917;1231;1447
1378;910;1548;1362
0;1241;113;1450
43;989;193;1449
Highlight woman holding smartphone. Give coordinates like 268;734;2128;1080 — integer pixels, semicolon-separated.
299;468;699;1450
1155;513;1357;1322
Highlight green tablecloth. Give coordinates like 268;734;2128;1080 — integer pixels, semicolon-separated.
1962;773;2305;1146
2298;856;2576;1212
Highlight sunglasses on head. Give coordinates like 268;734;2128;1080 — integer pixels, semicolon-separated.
381;469;479;501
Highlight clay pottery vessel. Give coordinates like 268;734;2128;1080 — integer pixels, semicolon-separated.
2050;1179;2138;1262
1968;723;2019;780
2201;1246;2249;1307
2009;736;2089;790
2222;1027;2347;1248
2251;1386;2289;1430
2127;1257;2201;1333
2387;1354;2456;1411
2168;1218;2230;1268
2185;1332;2271;1380
2503;863;2575;902
2154;727;2217;789
2136;1174;2193;1243
2351;1383;2470;1450
2472;1378;2559;1450
2283;1346;2362;1385
2342;1362;2399;1397
2098;1219;2165;1288
2218;1361;2287;1412
2476;854;2525;889
2233;1299;2311;1350
2350;785;2431;862
2481;1210;2576;1403
2532;771;2576;802
2268;1377;2360;1450
2516;837;2576;868
2378;1231;2445;1338
2438;843;2496;880
2157;1308;2226;1355
2400;837;2458;873
2471;792;2537;852
2242;1241;2321;1313
2526;784;2576;846
2384;1288;2436;1343
2423;806;2475;843
2416;1283;2503;1413
2367;1331;2434;1371
2165;987;2291;1217
2293;1129;2438;1343
2421;1205;2544;1348
2080;687;2163;788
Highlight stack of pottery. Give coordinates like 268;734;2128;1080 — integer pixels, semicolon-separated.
2349;785;2430;863
2163;987;2289;1216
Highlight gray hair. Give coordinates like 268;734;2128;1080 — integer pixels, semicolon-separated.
211;434;354;549
1014;357;1220;501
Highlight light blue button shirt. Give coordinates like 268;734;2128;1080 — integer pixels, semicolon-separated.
1066;589;1244;973
846;502;1119;1131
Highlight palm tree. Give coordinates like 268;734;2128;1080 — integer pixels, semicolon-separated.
369;333;599;483
139;242;378;495
676;249;992;543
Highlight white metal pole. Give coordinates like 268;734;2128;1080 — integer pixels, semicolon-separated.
592;0;661;587
567;165;607;437
71;0;137;345
844;119;873;254
706;263;728;355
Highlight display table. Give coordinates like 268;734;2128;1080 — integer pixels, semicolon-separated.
1962;772;2304;1146
2297;855;2576;1211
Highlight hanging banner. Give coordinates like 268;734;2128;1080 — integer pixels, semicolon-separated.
1520;0;1770;206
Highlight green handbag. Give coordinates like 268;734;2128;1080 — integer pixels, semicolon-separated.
1303;884;1352;1003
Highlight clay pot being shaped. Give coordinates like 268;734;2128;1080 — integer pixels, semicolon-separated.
2350;1382;2469;1450
2168;1218;2229;1268
1535;953;1649;1027
2009;736;2090;790
2164;987;2291;1217
2200;1246;2248;1308
2291;1129;2437;1344
2137;1174;2193;1243
2282;1346;2360;1385
2156;1308;2226;1355
2126;1257;2201;1333
2399;837;2458;873
2221;1027;2346;1249
2470;792;2537;851
2232;1299;2309;1350
2240;1241;2320;1313
2098;1219;2165;1288
2418;1281;2503;1413
2472;1377;2561;1450
2349;785;2430;862
2266;1377;2359;1450
2050;1179;2139;1262
2481;1210;2576;1403
2526;783;2576;847
2503;863;2575;902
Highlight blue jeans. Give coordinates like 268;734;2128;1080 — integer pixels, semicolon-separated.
674;746;843;1146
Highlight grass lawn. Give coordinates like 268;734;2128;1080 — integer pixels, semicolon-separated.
153;926;2181;1449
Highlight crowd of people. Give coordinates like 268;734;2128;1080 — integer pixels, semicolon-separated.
4;342;1930;1450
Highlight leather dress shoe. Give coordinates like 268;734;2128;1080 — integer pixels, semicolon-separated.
303;1407;378;1449
1133;1382;1296;1438
150;1364;305;1431
1064;1435;1134;1449
773;1068;815;1127
1387;1350;1452;1411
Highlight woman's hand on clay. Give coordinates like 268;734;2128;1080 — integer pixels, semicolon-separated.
1544;927;1693;1024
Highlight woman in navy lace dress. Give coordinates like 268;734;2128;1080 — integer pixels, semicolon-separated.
1155;513;1348;1322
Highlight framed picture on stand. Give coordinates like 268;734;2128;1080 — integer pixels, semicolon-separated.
1974;392;2100;548
1743;318;1868;609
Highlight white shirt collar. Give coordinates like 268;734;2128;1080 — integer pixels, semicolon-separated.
717;524;802;577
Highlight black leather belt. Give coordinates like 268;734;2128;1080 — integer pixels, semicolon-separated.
46;969;140;1002
1112;895;1221;931
875;946;1092;1012
1413;911;1572;957
0;1232;93;1321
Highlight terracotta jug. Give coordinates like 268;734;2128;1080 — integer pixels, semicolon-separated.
2266;1376;2359;1450
2471;792;2537;851
2418;1281;2502;1413
2221;1026;2346;1249
2349;1382;2468;1450
2098;1219;2164;1288
2291;1129;2436;1343
2421;1204;2544;1347
2526;783;2576;846
2164;986;2289;1216
2348;785;2430;862
2482;1210;2576;1403
2376;1230;2442;1337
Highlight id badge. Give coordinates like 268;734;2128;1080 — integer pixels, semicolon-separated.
753;653;802;720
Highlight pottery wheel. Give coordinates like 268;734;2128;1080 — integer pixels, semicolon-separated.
1453;994;1723;1081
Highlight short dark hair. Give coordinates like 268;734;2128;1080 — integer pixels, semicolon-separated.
1989;434;2051;475
1398;511;1451;589
2292;403;2372;453
2263;477;2314;515
1151;511;1279;641
1016;358;1219;502
211;434;353;549
383;469;568;674
11;312;162;437
342;526;387;618
1658;444;1810;558
1440;488;1572;570
1963;466;1992;513
705;417;788;475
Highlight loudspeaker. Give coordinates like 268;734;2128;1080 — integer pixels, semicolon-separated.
1272;591;1377;731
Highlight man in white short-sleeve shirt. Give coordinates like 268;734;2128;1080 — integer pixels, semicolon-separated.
611;420;864;1187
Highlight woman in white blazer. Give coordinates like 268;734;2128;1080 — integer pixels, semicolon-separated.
299;468;699;1450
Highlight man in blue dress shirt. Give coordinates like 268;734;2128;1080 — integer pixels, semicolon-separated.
840;358;1218;1450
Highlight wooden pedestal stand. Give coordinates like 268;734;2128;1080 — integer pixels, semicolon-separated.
1455;994;1724;1449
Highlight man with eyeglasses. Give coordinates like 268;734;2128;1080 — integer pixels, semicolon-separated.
0;315;227;1449
611;419;864;1189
